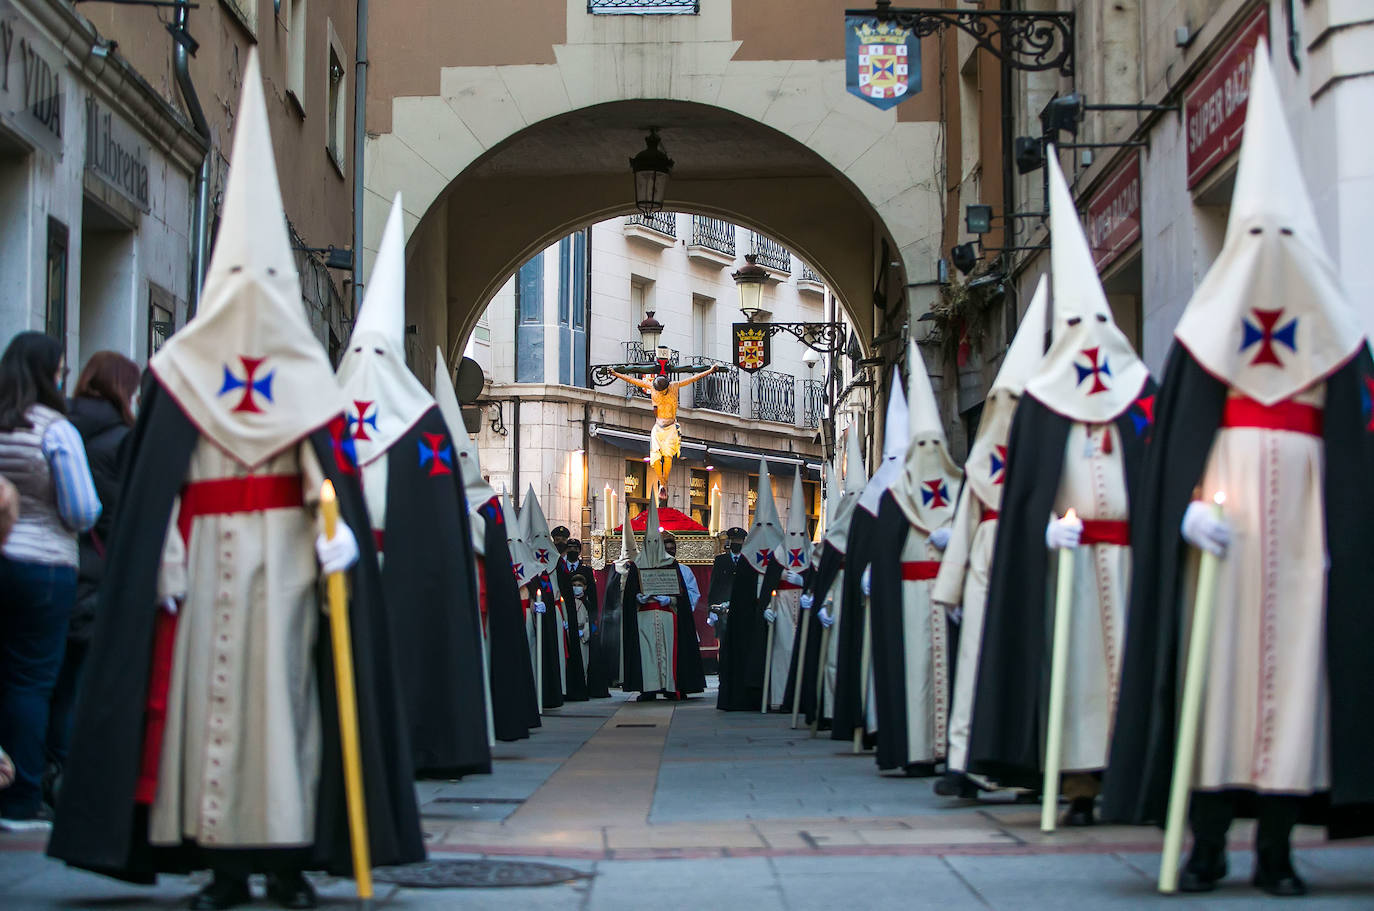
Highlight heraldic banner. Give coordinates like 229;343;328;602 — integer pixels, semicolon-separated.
733;322;771;374
845;16;920;110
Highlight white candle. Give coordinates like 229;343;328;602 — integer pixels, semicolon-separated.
603;483;613;531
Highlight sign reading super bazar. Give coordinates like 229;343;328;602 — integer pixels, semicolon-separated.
1185;6;1269;189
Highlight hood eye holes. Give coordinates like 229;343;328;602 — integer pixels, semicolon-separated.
266;267;277;276
1280;227;1294;236
1067;317;1082;327
230;265;243;274
353;346;363;353
374;347;385;355
1249;227;1263;235
917;440;926;447
1096;314;1108;323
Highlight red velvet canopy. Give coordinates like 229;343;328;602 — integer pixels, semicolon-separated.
616;506;708;533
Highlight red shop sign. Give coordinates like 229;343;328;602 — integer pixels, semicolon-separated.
1185;6;1270;188
1085;154;1141;271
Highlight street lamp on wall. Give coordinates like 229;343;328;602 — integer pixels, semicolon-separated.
732;254;770;322
629;128;674;216
637;311;667;361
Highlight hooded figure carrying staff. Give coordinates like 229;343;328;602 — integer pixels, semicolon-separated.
47;53;423;910
1103;43;1374;896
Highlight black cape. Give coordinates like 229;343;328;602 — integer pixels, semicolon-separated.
597;567;626;690
830;508;877;741
967;381;1156;787
475;498;541;742
780;562;821;720
532;575;565;710
1102;346;1374;839
715;558;783;711
620;562;706;695
789;543;844;726
381;407;491;778
707;551;740;605
48;381;424;882
553;560;592;701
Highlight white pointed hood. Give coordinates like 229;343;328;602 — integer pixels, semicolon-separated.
519;486;558;576
892;341;962;531
1175;41;1362;403
434;347;496;512
335;194;436;465
966;275;1049;509
151;50;344;468
743;458;785;572
822;425;866;553
635;496;672;570
1025;148;1150;423
857;366;909;516
501;490;536;588
615;493;638;576
780;467;812;572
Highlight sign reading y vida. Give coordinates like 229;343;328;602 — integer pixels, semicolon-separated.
1185;6;1269;189
845;16;920;110
1085;153;1141;272
0;6;63;157
732;322;771;373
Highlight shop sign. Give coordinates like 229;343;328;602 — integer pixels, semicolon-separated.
86;98;150;213
1185;6;1269;188
1085;154;1141;271
0;5;64;157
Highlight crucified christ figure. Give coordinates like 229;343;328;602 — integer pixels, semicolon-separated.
609;365;718;483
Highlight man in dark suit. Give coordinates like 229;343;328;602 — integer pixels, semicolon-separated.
705;527;747;644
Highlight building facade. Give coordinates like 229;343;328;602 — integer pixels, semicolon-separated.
3;0;358;371
467;214;857;542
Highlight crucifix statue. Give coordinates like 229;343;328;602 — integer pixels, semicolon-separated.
607;365;717;482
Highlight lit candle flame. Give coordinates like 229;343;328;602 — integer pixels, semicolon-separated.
1213;491;1226;507
1063;507;1078;522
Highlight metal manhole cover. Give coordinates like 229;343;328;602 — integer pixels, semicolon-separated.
375;859;590;889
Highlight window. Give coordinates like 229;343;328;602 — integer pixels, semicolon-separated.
326;22;347;174
692;294;713;360
515;254;544;383
690;469;711;530
625;459;648;520
284;0;307;113
588;0;698;13
45;217;67;345
804;479;821;539
222;0;258;36
746;474;758;527
556;230;589;387
148;284;177;358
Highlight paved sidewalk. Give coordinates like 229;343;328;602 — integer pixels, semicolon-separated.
4;684;1372;909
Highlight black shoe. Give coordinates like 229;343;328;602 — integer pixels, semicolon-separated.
1179;845;1228;893
265;871;318;909
636;692;657;702
1252;860;1307;897
932;772;984;799
1062;796;1096;827
190;874;251;910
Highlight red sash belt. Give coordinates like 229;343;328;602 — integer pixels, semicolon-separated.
901;561;941;581
373;530;385;553
139;473;307;806
1222;397;1323;437
980;510;999;524
1079;519;1130;546
777;581;805;591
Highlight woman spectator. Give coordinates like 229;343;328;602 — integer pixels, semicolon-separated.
0;332;100;831
43;351;138;804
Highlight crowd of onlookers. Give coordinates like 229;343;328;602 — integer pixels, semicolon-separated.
0;331;141;831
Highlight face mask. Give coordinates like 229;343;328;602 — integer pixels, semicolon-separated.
573;586;585;597
729;542;743;554
567;552;581;563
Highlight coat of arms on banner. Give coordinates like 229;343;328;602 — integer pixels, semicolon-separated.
733;323;771;373
845;17;920;110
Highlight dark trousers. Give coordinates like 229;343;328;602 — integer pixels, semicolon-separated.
1190;790;1302;867
0;556;76;818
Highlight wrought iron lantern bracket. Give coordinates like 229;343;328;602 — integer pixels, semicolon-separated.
849;1;1076;76
752;321;849;356
589;361;713;388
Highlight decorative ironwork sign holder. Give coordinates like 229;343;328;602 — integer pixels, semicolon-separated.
848;1;1076;76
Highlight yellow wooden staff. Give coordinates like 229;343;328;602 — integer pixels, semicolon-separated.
1041;508;1077;834
761;590;778;714
319;481;373;908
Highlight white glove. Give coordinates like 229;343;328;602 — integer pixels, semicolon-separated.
656;595;673;606
861;566;872;596
706;612;718;627
534;599;547;614
160;597;179;616
562;620;569;630
784;571;805;587
930;527;952;550
580;626;589;643
1181;500;1231;557
818;606;835;628
800;593;815;611
764;608;777;623
636;592;651;604
316;521;359;575
719;600;730;610
946;604;963;624
1045;513;1083;550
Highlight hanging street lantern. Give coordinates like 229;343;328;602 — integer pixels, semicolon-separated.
629;128;674;216
732;253;770;322
637;310;669;362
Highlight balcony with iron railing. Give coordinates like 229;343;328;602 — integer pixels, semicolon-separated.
624;211;677;247
689;357;739;415
589;0;698;13
751;232;791;275
618;341;679;399
803;378;826;429
751;368;796;424
686;215;736;266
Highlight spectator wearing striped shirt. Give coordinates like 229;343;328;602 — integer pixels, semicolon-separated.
0;332;100;831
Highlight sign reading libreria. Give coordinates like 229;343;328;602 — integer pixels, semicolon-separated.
845;16;919;110
86;98;150;213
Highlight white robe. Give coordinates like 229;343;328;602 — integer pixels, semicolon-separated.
896;529;949;765
637;597;677;693
151;439;324;848
766;587;801;709
819;565;846;719
1049;421;1130;774
1190;386;1329;793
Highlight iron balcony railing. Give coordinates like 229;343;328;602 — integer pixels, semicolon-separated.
689;357;739;415
620;341;679;400
803;378;826;429
589;0;698;12
751;232;791;274
689;215;735;257
624;211;677;237
751;368;796;424
799;263;822;284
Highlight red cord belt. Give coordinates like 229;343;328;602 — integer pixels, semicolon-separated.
1079;519;1130;546
901;561;941;581
1222;397;1322;436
